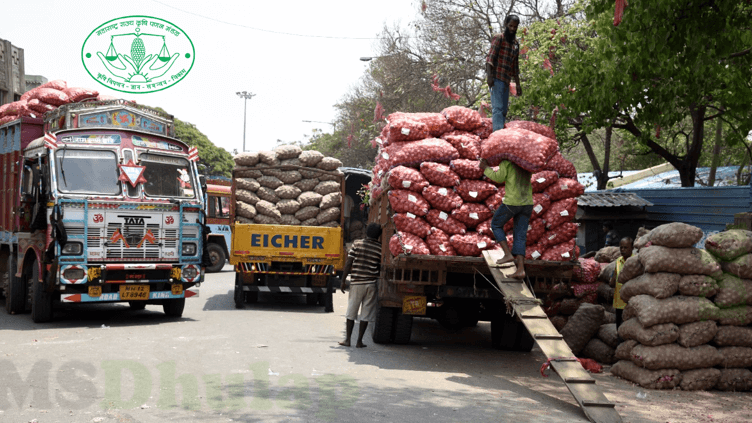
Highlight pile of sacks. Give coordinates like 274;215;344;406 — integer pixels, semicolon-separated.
545;258;615;332
233;145;343;227
368;106;584;259
0;79;107;126
608;223;752;391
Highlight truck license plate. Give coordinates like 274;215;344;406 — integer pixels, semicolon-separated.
120;285;149;300
171;284;183;295
311;275;328;287
88;286;102;298
402;295;426;315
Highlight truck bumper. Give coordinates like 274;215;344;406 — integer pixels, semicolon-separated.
240;285;328;294
60;288;199;303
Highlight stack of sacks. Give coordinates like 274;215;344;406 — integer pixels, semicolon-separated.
0;79;100;126
233;145;343;227
611;223;752;391
544;258;615;326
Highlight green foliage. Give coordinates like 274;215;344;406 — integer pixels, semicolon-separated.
173;118;234;178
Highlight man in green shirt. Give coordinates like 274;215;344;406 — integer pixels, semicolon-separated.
479;158;533;279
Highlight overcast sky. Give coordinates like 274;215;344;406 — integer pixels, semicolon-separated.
3;0;419;157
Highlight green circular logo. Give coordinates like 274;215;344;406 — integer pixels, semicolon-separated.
81;15;195;94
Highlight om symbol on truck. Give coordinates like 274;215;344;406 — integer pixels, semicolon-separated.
93;214;104;223
165;216;175;225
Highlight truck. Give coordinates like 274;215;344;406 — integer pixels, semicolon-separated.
229;165;345;311
0;100;205;322
204;179;232;273
368;194;578;349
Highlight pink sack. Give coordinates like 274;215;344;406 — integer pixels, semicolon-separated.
426;209;467;235
543;177;585;202
441;106;483;131
473;118;493;139
0;115;19;126
97;94;117;101
531;170;559;193
450;159;484;180
477;218;493;237
63;87;99;103
38;79;68;91
481;127;559;172
541;239;577;261
451;203;494;228
503;216;547;246
2;100;28;116
420;162;461;187
385;116;430;143
426;227;457;256
543;152;577;178
388;166;429;192
388;189;430;216
27;99;56;114
573;258;601;284
485;187;506;211
442;131;482;160
30;88;70;106
542;198;578;229
390;138;459;168
505;120;556;140
455;179;497;203
394;213;432;238
538;222;579;249
388;112;453;137
450;232;496;257
422;185;463;212
390;232;430;256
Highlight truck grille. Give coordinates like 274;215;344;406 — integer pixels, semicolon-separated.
65;227;102;249
106;223;161;259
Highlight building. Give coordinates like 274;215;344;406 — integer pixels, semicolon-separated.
24;74;47;91
0;38;26;106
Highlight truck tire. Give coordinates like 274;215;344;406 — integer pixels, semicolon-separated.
513;324;535;352
494;313;534;351
234;273;245;308
129;301;147;310
5;254;26;315
163;298;185;317
205;243;226;273
491;314;505;349
30;260;53;323
306;293;318;305
438;306;463;331
244;291;258;304
372;306;395;344
392;312;413;345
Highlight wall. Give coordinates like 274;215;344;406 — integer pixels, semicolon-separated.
0;38;26;106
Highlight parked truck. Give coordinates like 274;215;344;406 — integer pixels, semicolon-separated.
0;100;205;322
229;165;345;311
204;180;232;273
368;194;578;349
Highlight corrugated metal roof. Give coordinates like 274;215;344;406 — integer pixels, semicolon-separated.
578;192;653;207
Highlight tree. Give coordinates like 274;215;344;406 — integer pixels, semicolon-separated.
173;118;234;177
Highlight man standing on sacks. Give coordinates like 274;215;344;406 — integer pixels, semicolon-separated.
486;14;523;131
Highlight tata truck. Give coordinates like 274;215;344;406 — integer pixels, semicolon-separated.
204;180;232;273
0;100;205;322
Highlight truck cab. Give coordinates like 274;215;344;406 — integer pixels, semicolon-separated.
204;180;232;272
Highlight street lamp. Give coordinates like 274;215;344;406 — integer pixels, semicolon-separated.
236;91;256;153
302;120;335;126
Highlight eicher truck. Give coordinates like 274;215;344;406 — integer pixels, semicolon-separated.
0;100;205;322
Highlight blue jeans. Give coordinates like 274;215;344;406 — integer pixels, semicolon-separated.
491;78;510;131
491;204;533;256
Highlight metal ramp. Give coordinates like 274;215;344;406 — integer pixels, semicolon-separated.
482;250;621;423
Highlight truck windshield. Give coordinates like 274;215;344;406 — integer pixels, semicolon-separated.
55;149;120;195
140;153;195;198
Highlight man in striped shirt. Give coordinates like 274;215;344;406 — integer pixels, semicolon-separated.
339;223;383;348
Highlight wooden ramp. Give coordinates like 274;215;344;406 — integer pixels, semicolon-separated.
482;250;622;423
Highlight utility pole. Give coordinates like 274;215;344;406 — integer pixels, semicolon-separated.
236;91;256;152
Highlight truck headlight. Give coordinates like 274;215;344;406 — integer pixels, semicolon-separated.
61;242;83;255
182;243;197;255
62;267;85;281
182;266;198;280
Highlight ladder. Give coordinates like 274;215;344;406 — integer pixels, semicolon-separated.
482;250;621;423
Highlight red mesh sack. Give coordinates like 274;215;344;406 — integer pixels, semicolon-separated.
426;209;467;235
532;193;552;219
2;100;28;116
505;120;556;140
451;203;494;228
390;232;430;256
62;87;99;103
27;99;56;114
573;258;601;284
455;179;497;203
450;159;484;180
393;213;431;238
426;227;457;256
38;79;68;91
473;118;493;139
539;222;579;250
0;102;11;117
543;152;577;178
477;218;493;237
388;189;430;216
485;187;506;211
541;239;577;261
542;198;578;229
388;112;453;137
20;88;40;102
420;162;460;187
390;138;459;167
441;106;483;131
442;131;482;160
0;115;19;126
387;166;429;192
97;94;117;101
450;232;496;257
543;177;585;201
422;185;463;212
531;170;559;193
30;88;70;106
503;218;546;246
480;128;559;172
385;117;430;143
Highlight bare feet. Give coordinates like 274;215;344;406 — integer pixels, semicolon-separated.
496;241;514;265
355;343;367;348
338;341;351;347
510;256;526;279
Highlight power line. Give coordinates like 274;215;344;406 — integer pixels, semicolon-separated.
149;0;384;40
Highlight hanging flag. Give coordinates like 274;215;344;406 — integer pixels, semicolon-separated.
110;229;130;249
188;146;199;162
137;229;157;248
44;132;58;150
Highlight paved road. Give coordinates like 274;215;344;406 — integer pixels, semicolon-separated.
2;266;748;423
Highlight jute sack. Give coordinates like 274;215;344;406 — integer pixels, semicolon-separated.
721;253;752;279
560;303;604;355
294;206;319;221
255;200;281;220
314;181;340;196
298;192;323;207
603;310;616;324
279;214;301;226
294;178;319;192
610;360;682;389
634;234;651;251
715;368;752;391
236;178;260;192
620;272;680;302
317;207;340;225
623;303;637;321
550;315;568;331
615;340;639;361
716;305;752;326
300;218;318;226
234;152;259;166
639;246;722;277
718;346;752;368
258;175;284;189
618;319;679;346
299;150;324;167
254;214;279;225
276;199;301;215
258;150;278;165
236;202;257;220
598;283;615;304
631;344;722;370
678;275;719;297
704;229;752;261
236;216;253;224
595;246;620;263
275;185;302;200
256;186;280;203
280;158;302;167
629;295;719;327
713;326;752;347
278;170;303;185
321;221;340;228
680;368;721;391
677;321;718;348
317;157;342;171
274;144;302;160
714;273;752;308
321;192;342;209
647;222;704;248
319;169;343;182
235;168;263;179
580;338;616;364
617;255;644;284
599;262;617;283
237;189;260;206
597;323;620;349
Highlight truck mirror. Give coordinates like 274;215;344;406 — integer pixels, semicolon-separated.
199;175;207;194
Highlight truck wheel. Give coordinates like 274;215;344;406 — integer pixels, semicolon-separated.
372;306;395;344
205;244;226;273
491;314;505;349
30;261;53;323
392;312;413;345
163;298;185;317
244;291;258;304
234;273;245;308
129;301;147;310
306;293;318;306
5;255;26;314
438;307;463;331
513;320;535;352
494;313;532;351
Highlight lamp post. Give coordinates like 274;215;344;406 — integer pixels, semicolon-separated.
236;91;256;152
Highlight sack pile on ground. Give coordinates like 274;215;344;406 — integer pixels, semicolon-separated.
366;108;583;260
608;224;752;391
233;146;343;227
0;79;103;126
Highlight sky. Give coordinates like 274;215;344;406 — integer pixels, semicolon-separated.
3;0;420;156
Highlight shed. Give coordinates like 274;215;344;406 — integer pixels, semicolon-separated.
576;192;653;254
